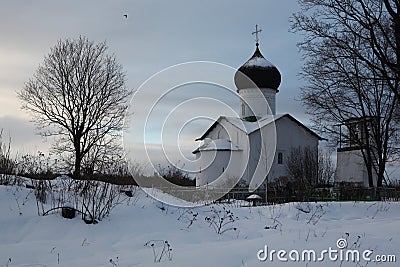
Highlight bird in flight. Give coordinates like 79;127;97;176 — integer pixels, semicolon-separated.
123;14;128;19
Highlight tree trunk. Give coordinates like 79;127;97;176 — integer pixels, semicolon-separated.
366;159;374;187
362;148;374;188
73;154;82;179
73;137;82;179
377;162;384;187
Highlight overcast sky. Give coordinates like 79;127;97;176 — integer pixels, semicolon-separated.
0;0;310;168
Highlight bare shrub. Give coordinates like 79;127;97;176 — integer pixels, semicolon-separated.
78;180;122;223
0;130;16;184
156;164;195;186
204;206;238;234
16;152;58;179
177;209;198;229
144;240;172;263
285;147;335;197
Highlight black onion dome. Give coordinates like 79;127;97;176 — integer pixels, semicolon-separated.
234;45;281;91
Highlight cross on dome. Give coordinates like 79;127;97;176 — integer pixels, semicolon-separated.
252;24;262;46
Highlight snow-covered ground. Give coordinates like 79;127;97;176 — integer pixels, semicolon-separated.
0;184;399;267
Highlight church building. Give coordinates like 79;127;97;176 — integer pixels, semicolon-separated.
193;27;324;192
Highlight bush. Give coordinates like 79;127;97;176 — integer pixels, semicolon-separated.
156;164;195;186
0;130;16;180
204;206;238;234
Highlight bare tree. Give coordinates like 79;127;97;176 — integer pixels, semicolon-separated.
286;146;318;190
286;146;335;190
292;0;399;99
18;36;132;178
291;0;400;187
317;148;335;185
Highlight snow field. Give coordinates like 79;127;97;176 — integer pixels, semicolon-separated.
0;185;399;267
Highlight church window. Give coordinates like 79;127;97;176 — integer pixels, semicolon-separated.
278;152;283;165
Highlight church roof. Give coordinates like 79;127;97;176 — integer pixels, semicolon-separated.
234;45;281;91
195;114;325;141
192;139;241;153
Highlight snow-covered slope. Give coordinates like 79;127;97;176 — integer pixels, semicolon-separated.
0;185;399;267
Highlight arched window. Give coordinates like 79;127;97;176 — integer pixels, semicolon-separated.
278;152;283;165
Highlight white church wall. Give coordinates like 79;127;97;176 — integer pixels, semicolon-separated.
195;149;243;187
267;116;319;181
208;118;258;188
195;120;248;187
203;123;228;140
194;115;321;189
243;130;262;186
203;118;242;144
245;129;274;190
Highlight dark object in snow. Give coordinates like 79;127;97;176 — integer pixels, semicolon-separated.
61;207;76;219
120;189;133;197
25;184;35;189
123;14;128;19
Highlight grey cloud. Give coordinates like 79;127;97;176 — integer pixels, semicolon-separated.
0;0;311;161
